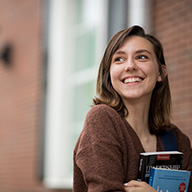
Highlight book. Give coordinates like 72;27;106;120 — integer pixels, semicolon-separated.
149;167;191;192
137;151;183;183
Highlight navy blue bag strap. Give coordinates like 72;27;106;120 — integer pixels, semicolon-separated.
160;129;178;151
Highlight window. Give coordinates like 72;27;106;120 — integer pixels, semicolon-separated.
43;0;107;188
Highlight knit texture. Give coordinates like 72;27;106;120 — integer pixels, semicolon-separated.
73;104;192;192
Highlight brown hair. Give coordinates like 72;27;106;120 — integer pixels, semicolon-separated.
93;25;172;134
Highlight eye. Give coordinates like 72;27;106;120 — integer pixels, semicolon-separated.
136;55;148;61
114;57;124;62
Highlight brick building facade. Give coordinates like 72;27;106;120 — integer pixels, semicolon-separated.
0;0;191;192
154;0;192;137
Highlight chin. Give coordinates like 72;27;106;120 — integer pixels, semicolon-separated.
122;92;152;101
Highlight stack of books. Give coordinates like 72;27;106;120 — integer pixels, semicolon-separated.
137;151;191;192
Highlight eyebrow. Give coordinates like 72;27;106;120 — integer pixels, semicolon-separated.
135;49;152;55
114;49;152;55
113;51;126;55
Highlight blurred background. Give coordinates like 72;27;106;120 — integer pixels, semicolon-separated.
0;0;191;191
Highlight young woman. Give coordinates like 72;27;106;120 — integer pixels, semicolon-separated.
73;26;192;192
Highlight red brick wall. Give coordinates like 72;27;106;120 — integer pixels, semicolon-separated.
153;0;192;142
0;1;70;192
0;0;191;191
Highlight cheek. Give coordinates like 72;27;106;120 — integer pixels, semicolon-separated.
110;65;122;78
152;62;161;80
110;66;120;85
145;64;160;80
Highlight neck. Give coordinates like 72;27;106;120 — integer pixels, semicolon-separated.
124;97;151;137
124;97;157;152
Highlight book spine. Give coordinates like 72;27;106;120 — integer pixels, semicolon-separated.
137;155;146;181
148;168;155;186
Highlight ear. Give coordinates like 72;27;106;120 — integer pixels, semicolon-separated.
157;65;167;82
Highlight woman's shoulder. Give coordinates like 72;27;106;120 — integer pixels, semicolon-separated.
171;124;192;149
86;104;120;120
89;104;117;113
83;104;125;138
171;124;189;138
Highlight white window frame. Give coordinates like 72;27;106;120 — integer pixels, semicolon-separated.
43;0;108;189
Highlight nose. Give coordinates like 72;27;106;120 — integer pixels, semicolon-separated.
124;58;138;71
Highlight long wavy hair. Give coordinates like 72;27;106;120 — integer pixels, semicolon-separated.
93;25;172;134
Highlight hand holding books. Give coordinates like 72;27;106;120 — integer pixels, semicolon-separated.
124;180;157;192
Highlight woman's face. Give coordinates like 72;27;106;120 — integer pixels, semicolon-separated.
110;36;162;103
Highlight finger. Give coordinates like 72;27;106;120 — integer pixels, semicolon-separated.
124;180;157;192
125;180;147;187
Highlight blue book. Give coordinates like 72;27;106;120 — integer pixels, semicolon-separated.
149;167;191;192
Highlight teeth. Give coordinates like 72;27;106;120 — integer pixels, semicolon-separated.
124;77;143;83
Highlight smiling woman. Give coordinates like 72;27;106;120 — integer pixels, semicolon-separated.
73;26;192;192
93;26;170;132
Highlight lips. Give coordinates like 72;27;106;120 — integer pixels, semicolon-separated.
123;77;144;84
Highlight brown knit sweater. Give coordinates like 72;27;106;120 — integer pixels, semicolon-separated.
73;104;192;192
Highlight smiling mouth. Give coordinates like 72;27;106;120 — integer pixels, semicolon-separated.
123;77;144;84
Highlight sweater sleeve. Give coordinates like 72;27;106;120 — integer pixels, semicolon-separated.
174;127;192;192
74;105;126;192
